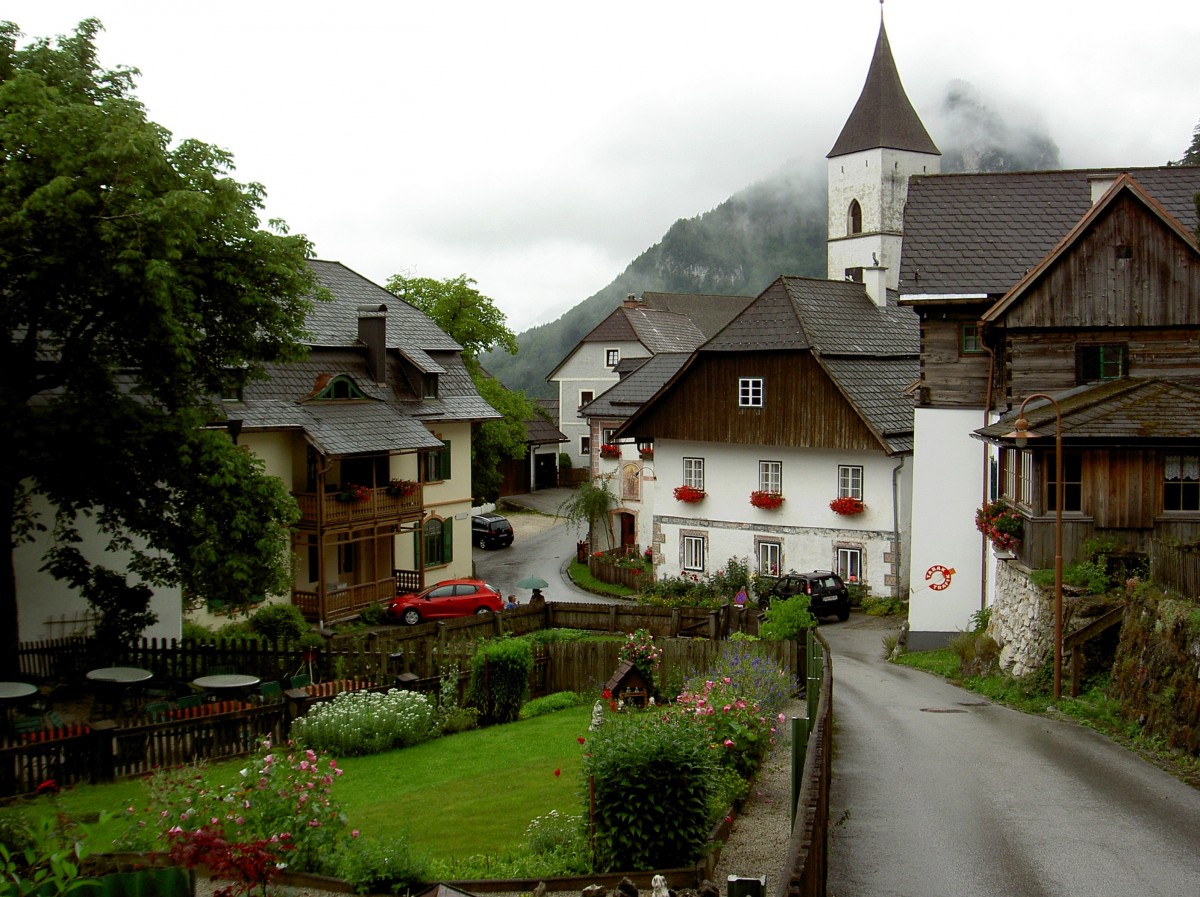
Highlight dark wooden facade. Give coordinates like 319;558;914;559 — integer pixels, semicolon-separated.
621;352;883;452
916;309;993;407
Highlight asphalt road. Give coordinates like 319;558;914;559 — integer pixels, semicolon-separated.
822;615;1200;897
471;490;622;606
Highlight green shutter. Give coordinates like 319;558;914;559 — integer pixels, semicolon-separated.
441;440;452;480
444;515;454;563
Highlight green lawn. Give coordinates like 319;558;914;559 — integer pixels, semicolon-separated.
4;705;592;861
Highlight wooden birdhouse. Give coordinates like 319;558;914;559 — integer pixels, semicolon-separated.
604;659;651;708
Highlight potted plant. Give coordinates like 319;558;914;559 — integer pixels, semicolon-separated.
673;484;706;503
638;446;654;460
386;478;418;497
975;499;1023;552
599;443;621;459
335;483;371;503
749;490;785;510
829;496;866;515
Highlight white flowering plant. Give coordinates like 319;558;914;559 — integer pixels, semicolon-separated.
289;688;439;756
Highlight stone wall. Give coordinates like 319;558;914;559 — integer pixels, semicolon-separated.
987;558;1054;678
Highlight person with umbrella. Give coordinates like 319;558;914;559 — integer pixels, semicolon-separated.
518;575;548;607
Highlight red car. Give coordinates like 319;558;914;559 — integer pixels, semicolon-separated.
388;579;503;626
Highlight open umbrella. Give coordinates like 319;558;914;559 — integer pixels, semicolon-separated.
516;576;549;590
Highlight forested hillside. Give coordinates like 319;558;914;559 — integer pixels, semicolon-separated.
485;83;1063;397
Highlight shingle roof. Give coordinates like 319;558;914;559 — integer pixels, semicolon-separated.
900;167;1200;298
641;292;755;338
622;306;708;352
524;403;569;446
975;379;1200;443
820;357;917;453
582;353;693;421
828;19;939;158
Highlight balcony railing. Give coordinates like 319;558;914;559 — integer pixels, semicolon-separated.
293;485;423;529
294;576;401;624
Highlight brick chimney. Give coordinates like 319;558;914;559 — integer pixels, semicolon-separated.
357;304;387;384
623;293;643;308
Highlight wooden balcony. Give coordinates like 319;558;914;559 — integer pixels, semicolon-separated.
293;485;423;531
294;576;402;624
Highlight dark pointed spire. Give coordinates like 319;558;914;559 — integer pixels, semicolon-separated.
828;16;939;158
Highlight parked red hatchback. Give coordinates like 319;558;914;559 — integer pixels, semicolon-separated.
388;579;503;626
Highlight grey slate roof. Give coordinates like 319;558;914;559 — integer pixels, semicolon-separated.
900;167;1200;298
525;402;569;446
225;260;498;455
582;353;693;421
576;303;708;353
641;292;755;338
828;19;939;158
975;379;1200;443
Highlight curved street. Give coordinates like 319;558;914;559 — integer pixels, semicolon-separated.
823;616;1200;897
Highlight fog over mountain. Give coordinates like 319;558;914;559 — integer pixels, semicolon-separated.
485;82;1062;398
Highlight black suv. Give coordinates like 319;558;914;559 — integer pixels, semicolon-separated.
472;514;514;549
760;570;851;621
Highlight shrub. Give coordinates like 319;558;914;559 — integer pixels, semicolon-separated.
330;833;431;893
617;628;662;682
436;663;478;735
696;640;798;719
758;596;817;640
357;602;387;626
249;603;309;641
520;691;587;719
467;638;533;724
862;595;906;616
584;712;717;871
289;689;439;755
671;677;776;778
524;809;588;869
948;631;1001;677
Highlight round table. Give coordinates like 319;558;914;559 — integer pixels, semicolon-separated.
0;681;37;701
192;674;261;692
86;667;153;684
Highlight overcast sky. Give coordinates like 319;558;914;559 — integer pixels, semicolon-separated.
7;1;1199;332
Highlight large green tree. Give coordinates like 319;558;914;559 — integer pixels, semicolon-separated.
1;20;317;669
385;273;536;502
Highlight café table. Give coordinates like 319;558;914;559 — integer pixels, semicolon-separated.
86;667;153;718
191;673;261;699
0;681;38;729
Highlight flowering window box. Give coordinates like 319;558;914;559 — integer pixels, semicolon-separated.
829;496;865;515
386;479;418;498
749;490;785;510
599;444;621;460
673;485;706;503
335;483;372;503
638;447;654;460
975;499;1023;551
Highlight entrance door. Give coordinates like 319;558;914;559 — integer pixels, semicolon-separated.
618;512;636;550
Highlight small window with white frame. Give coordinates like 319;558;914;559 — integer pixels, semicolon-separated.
580;435;591;456
682;533;706;572
683;457;705;490
838;465;863;500
757;539;782;577
606;348;620;367
836;547;862;582
739;377;764;407
579;389;594;409
758;460;782;494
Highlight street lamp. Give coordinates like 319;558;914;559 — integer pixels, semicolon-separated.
1004;393;1063;701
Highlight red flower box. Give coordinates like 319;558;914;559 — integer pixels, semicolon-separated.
599;444;621;459
829;496;865;515
749;490;785;510
673;485;706;503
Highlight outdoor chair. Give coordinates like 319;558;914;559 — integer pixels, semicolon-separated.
144;701;174;721
256;681;283;705
12;715;42;736
290;673;312;689
176;693;206;711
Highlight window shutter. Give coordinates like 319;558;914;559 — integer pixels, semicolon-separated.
444;516;454;563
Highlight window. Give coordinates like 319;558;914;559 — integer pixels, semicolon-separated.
739;378;764;407
1045;452;1083;512
422;373;438;399
580;435;591;456
579;390;594;408
757;539;782;577
606;349;620;367
844;267;864;283
838;465;863;500
603;428;617;444
759;460;782;494
1164;453;1200;512
1076;343;1127;383
960;323;983;355
1002;448;1036;507
847;199;862;235
422;516;453;566
421;441;451;482
683;457;705;490
337;534;356;575
314;375;368;400
682;534;706;572
836;547;863;582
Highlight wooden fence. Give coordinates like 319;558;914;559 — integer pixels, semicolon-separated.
1151;539;1200;599
777;630;833;897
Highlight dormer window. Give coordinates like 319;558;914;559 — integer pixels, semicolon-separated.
422;373;438;399
847;200;863;235
314;375;368;400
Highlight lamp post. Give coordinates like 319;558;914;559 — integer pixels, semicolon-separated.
1005;394;1063;701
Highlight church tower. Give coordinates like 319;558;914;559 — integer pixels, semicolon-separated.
827;11;939;291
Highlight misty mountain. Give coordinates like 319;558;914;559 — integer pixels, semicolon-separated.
484;82;1061;398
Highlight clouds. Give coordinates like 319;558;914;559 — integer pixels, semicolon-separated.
5;0;1198;331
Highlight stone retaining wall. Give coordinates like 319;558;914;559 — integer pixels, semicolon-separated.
987;558;1054;678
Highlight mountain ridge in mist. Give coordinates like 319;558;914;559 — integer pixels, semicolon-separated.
484;82;1061;398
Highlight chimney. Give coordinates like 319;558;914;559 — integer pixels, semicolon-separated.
357;303;387;384
623;293;643;308
863;265;888;308
1088;174;1119;205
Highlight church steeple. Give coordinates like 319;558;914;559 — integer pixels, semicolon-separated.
828;17;939;158
826;9;939;293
